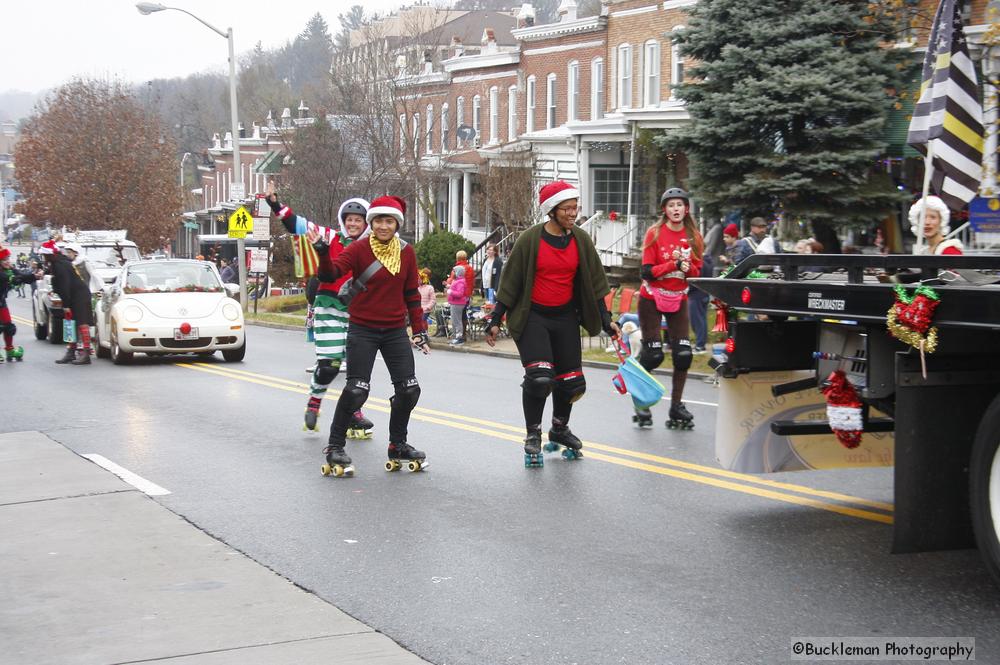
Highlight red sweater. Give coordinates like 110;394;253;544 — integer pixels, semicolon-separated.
318;238;426;333
640;224;703;298
531;236;578;306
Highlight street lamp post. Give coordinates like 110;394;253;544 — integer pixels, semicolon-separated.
137;2;248;310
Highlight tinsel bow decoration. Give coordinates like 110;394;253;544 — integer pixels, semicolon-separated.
822;370;864;449
886;284;940;354
711;298;729;333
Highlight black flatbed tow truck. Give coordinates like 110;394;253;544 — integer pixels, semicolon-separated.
691;253;1000;585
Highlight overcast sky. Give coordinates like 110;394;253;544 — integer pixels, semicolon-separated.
0;0;409;94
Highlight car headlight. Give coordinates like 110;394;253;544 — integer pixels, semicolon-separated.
222;303;240;321
124;305;143;323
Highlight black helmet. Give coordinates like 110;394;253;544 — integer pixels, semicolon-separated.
340;200;367;222
659;187;690;207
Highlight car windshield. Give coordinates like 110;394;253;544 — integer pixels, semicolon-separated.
84;245;142;267
123;263;223;294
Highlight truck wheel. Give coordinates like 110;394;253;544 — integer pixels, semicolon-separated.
47;313;62;344
970;393;1000;588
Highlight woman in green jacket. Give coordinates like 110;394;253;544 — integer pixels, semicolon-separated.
486;181;619;467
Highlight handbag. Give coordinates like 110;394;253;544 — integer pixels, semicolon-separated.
611;339;665;409
63;317;76;344
649;286;687;313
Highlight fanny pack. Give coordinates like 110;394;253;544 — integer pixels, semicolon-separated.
649;286;688;313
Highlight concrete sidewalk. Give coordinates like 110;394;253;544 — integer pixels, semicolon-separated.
0;431;430;665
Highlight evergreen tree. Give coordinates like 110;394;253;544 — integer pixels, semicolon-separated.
662;0;915;242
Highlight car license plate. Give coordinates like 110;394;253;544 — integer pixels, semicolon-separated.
174;327;199;340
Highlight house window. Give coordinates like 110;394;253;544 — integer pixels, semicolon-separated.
441;103;449;152
456;96;465;147
591;57;604;120
671;27;685;97
412;113;420;159
399;113;406;154
526;76;536;134
643;40;660;107
567;61;580;122
425;104;434;154
593;168;647;216
473;95;481;146
508;86;518;142
489;86;499;144
617;44;632;109
546;73;557;129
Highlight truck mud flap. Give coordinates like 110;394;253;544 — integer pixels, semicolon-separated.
893;353;1000;555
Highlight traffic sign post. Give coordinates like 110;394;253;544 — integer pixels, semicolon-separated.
228;207;253;238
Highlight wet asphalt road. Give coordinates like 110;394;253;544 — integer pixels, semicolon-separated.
4;295;999;665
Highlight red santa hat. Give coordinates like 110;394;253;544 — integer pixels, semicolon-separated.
723;223;739;238
822;370;863;449
538;180;580;217
0;246;10;261
367;195;406;227
38;240;59;255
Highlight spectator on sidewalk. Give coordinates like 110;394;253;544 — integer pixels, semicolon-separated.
481;243;502;304
417;268;436;328
717;224;741;269
447;265;468;346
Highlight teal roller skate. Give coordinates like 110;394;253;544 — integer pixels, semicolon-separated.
524;429;544;468
545;424;584;460
8;346;24;361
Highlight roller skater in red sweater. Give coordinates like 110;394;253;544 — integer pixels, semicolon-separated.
270;192;430;477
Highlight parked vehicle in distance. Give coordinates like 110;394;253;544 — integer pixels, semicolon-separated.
94;259;245;364
33;231;142;344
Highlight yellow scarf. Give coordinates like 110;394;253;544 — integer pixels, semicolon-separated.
370;236;401;275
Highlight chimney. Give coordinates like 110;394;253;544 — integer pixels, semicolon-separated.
281;107;292;129
423;49;433;75
298;100;309;119
252;122;260;140
558;0;577;22
396;54;407;77
517;3;535;28
238;122;245;139
450;35;464;58
266;110;275;130
481;28;497;53
223;131;233;149
212;133;221;149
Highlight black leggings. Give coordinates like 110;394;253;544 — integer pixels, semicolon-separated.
514;307;584;430
329;323;418;445
638;296;690;404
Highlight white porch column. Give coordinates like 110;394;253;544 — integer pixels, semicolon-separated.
427;183;437;234
448;175;460;233
415;184;425;239
462;171;472;235
578;144;591;215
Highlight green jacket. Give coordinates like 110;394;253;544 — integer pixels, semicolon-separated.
496;222;610;341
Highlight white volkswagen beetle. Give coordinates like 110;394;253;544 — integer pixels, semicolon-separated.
95;259;245;364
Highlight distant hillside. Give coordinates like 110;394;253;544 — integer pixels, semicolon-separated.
0;90;44;123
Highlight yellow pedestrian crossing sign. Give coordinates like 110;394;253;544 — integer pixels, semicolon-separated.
228;207;254;238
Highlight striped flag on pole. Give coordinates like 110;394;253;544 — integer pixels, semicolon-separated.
906;0;984;212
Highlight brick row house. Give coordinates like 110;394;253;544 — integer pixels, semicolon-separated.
392;0;998;261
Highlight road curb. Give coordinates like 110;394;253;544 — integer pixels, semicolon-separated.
245;318;712;380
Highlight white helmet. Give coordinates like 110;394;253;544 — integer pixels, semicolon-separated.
908;196;950;236
57;241;84;255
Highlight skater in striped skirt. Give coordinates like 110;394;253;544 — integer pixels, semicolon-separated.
268;184;375;437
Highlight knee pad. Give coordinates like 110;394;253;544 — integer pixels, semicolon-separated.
1;321;15;337
521;361;555;398
672;339;693;371
341;379;370;412
390;378;421;412
314;358;340;385
555;370;586;403
639;340;665;372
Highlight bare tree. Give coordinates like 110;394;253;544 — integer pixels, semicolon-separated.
15;78;181;251
476;157;536;235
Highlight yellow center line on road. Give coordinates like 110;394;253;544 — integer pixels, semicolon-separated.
12;315;33;326
176;363;893;524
